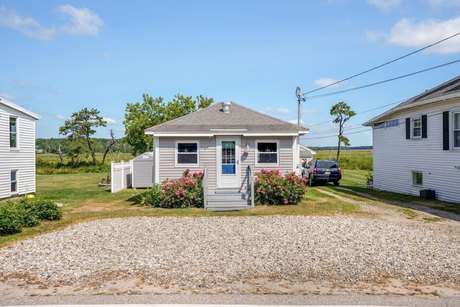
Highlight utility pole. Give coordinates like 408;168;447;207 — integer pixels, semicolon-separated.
295;87;305;126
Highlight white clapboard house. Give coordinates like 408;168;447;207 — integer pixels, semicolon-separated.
0;97;39;199
364;76;460;203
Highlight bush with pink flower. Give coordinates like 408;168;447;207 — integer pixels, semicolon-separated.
141;169;204;208
254;169;307;205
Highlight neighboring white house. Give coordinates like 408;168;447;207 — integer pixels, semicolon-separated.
0;97;39;199
299;144;316;164
144;101;309;210
364;75;460;203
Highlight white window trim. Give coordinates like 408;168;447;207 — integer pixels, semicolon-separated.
175;140;200;167
411;170;423;187
255;140;280;167
11;169;18;195
9;116;19;150
411;116;422;139
453;111;460;150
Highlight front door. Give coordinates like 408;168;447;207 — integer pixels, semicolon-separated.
217;137;240;188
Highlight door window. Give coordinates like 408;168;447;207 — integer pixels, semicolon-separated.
222;141;236;174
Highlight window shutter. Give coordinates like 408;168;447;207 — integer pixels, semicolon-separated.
421;115;427;138
405;118;411;139
443;111;450;150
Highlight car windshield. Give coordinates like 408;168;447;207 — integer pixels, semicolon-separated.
316;161;338;169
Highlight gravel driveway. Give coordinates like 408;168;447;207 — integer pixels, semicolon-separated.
1;216;459;293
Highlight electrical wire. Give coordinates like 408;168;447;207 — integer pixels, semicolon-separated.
303;59;460;100
302;32;460;96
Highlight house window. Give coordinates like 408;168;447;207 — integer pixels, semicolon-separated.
386;119;399;128
412;171;423;186
256;141;279;165
373;122;385;129
9;117;17;148
454;112;460;148
176;141;199;165
412;117;421;138
11;170;18;194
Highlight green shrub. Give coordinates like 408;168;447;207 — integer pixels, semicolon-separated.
140;185;162;207
254;169;308;205
0;198;62;236
0;203;24;235
22;199;62;221
159;170;204;208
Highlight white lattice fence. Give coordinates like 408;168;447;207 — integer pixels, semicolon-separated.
111;161;132;193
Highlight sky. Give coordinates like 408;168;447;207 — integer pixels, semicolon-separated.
1;0;460;147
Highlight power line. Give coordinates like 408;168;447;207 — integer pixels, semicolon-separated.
307;99;403;128
303;59;460;100
302;32;460;96
301;128;372;140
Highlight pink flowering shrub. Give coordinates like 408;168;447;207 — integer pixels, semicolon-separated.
155;169;204;208
254;169;307;205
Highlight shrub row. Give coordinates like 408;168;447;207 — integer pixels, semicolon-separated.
0;199;62;236
140;170;204;208
140;169;307;208
254;169;307;205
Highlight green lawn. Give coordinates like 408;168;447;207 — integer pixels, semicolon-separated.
0;172;363;247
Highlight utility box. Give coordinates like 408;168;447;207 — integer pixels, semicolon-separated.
420;189;436;200
131;152;154;188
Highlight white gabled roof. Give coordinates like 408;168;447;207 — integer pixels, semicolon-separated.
363;75;460;126
0;97;40;120
299;144;316;155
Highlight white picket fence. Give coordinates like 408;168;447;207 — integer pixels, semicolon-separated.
111;161;132;193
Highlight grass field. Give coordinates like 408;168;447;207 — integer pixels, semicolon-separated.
36;152;134;175
0;171;364;247
315;149;372;170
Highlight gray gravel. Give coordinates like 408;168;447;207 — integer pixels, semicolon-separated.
0;216;459;289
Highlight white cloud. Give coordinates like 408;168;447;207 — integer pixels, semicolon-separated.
103;52;112;60
276;108;290;114
12;80;62;94
0;93;15;101
384;16;460;54
288;119;304;125
265;107;291;114
314;78;339;88
55;114;66;121
56;4;103;36
425;0;460;8
103;117;117;125
367;0;401;12
0;5;103;40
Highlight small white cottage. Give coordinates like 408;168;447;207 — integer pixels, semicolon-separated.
145;101;309;210
364;75;460;203
0;97;39;199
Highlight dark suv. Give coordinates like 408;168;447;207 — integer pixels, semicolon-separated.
305;160;342;186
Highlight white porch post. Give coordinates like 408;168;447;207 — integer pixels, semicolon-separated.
154;136;160;184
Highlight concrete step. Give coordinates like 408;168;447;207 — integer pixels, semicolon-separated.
213;189;241;194
207;194;247;202
206;204;252;211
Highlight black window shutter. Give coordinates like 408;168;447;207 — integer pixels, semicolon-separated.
405;118;411;139
443;111;450;150
422;115;427;138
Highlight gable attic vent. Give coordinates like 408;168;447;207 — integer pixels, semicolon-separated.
222;101;231;113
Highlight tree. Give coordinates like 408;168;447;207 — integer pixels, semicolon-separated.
59;108;107;165
124;94;213;154
101;129;118;165
330;102;356;161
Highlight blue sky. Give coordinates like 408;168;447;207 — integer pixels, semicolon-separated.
1;0;460;146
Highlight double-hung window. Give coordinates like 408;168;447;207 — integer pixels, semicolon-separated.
412;117;421;138
176;141;199;166
9;117;17;148
256;141;279;165
454;112;460;148
412;171;423;186
11;170;18;194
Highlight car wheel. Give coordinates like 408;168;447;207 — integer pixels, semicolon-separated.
333;181;340;186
